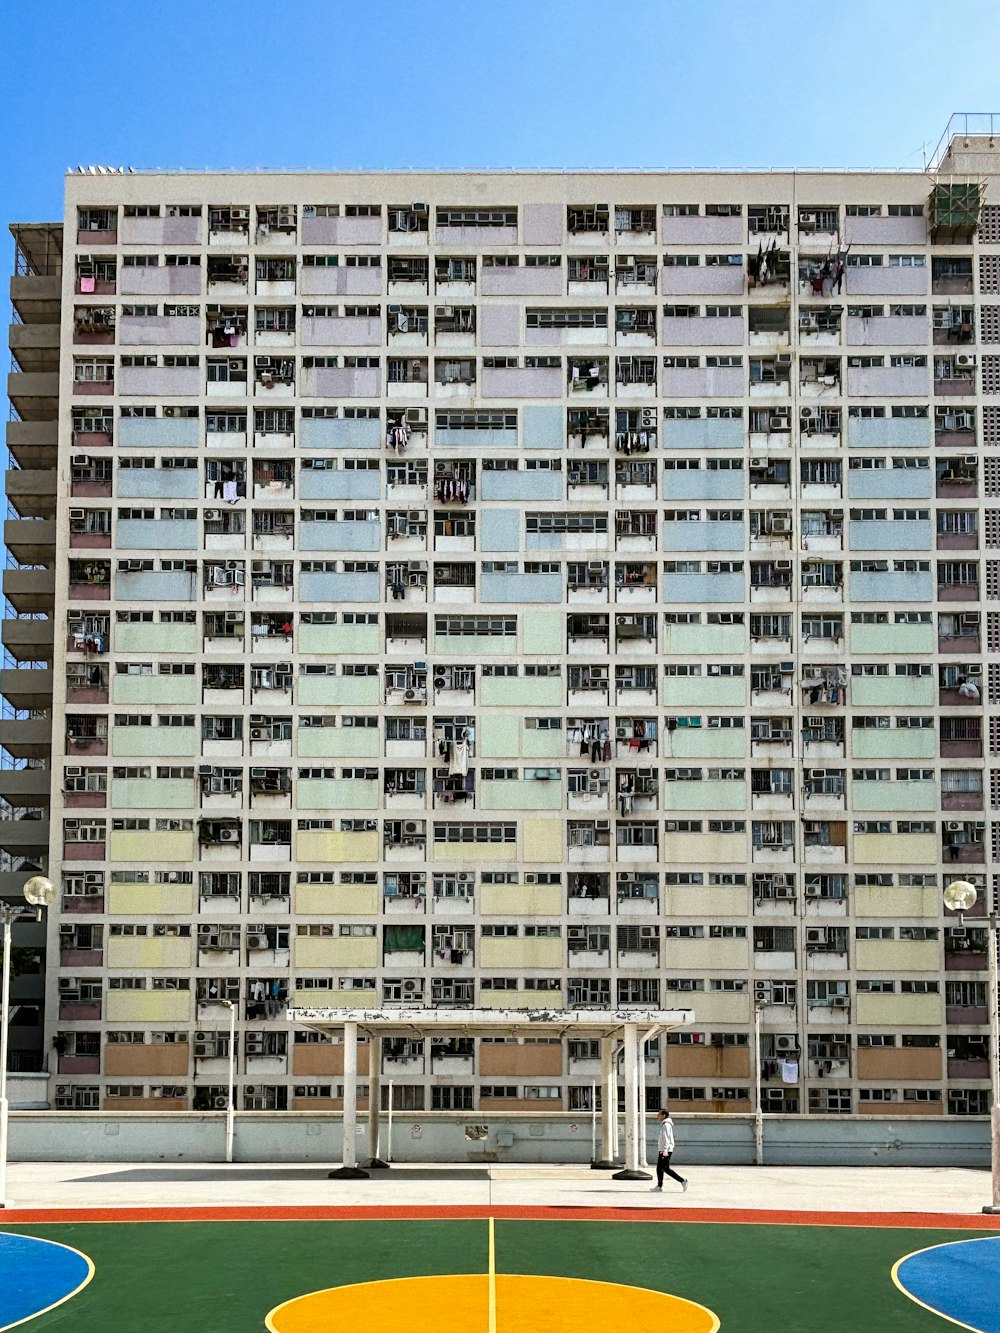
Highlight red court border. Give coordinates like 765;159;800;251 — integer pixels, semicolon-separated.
3;1205;1000;1229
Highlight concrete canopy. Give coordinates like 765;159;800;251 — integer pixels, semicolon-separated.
288;1006;695;1180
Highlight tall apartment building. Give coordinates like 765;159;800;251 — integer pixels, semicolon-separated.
3;118;999;1119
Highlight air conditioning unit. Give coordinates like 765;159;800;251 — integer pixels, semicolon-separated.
246;935;266;950
194;1042;212;1058
806;927;828;945
809;769;827;781
806;716;825;728
205;509;222;521
770;516;791;534
640;408;657;428
404;409;425;424
250;728;267;741
963;455;978;467
831;996;850;1009
71;454;90;466
956;353;977;368
64;765;83;778
966;664;983;676
665;821;678;831
947;821;963;832
213;1096;229;1109
219;827;240;842
198;764;214;776
774;560;793;572
274;662;292;674
411;203;428;215
776;353;792;365
963;612;981;627
402;979;420;993
403;821;420;836
768;417;786;431
774;1034;798;1054
779;660;795;673
753;981;772;1003
595;819;611;832
805;883;823;898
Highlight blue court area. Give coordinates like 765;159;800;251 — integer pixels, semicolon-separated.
0;1232;93;1330
895;1235;1000;1333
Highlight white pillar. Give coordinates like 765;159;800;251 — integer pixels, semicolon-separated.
595;1037;615;1166
753;1003;764;1167
613;1022;649;1178
225;1001;236;1164
638;1027;658;1169
0;907;13;1206
609;1041;621;1158
367;1035;382;1165
342;1022;358;1167
988;916;1000;1212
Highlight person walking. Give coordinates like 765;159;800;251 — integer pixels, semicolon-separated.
650;1108;688;1193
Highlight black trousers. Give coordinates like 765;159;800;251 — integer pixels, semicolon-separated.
656;1152;685;1186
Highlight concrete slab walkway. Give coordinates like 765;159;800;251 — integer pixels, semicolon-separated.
0;1161;992;1217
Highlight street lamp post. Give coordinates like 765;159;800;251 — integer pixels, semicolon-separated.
753;1000;765;1167
943;879;1000;1214
1;876;55;1207
223;1000;236;1164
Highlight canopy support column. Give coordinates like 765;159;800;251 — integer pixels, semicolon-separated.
328;1021;369;1179
591;1035;617;1168
613;1021;651;1180
367;1034;389;1168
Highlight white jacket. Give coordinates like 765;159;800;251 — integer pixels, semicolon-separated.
657;1118;675;1155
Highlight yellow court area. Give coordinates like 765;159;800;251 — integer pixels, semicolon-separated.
267;1272;720;1333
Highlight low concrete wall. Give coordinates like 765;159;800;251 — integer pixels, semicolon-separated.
7;1112;989;1168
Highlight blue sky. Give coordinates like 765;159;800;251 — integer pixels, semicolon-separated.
3;0;1000;239
6;0;999;449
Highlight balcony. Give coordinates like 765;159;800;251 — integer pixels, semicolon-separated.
4;519;55;564
0;715;52;759
0;668;53;710
0;767;50;804
9;321;59;372
6;372;58;420
1;618;54;663
7;420;57;470
0;815;50;854
5;468;57;519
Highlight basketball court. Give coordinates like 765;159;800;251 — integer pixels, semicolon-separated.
1;1164;999;1331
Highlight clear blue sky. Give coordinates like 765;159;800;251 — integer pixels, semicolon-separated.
6;0;999;452
3;0;1000;238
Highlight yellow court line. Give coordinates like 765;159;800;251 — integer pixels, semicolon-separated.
0;1234;96;1333
890;1237;994;1333
488;1216;496;1333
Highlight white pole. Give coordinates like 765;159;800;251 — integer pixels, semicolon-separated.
342;1021;359;1170
610;1041;621;1159
612;1022;647;1178
638;1026;658;1169
0;906;13;1206
591;1081;597;1161
367;1035;382;1165
638;1035;647;1167
753;1003;764;1167
225;1000;236;1164
988;914;1000;1212
387;1080;394;1163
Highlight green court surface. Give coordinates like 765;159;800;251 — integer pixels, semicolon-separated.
2;1213;995;1332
